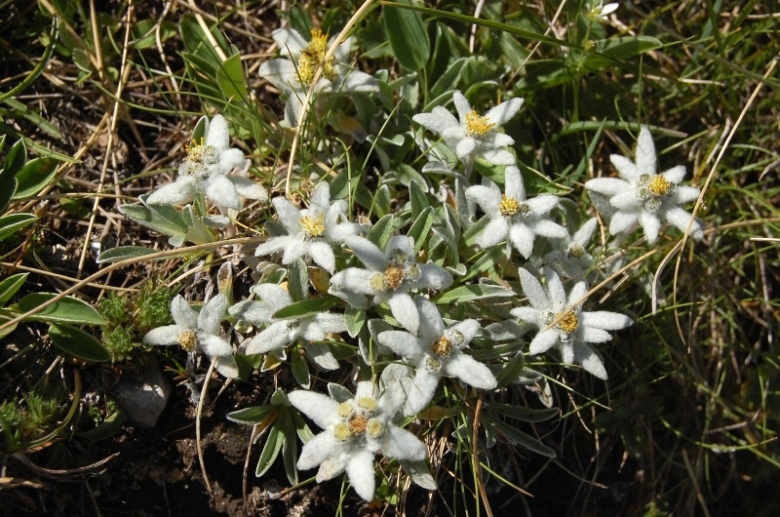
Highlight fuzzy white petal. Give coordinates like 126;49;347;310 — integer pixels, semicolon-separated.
444;354;497;389
288;390;339;430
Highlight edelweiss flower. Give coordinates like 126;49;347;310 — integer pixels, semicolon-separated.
466;165;568;258
254;183;359;274
511;268;632;380
258;27;379;126
542;217;598;278
228;283;344;370
288;381;427;501
143;294;238;378
413;91;523;166
146;115;266;211
329;235;453;334
377;298;496;415
585;126;704;244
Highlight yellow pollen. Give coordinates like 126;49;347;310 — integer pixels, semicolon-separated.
431;337;452;358
185;137;207;163
334;422;351;441
357;397;377;411
499;195;521;216
648;175;670;196
178;330;198;352
348;414;368;436
309;29;328;54
337;401;353;418
296;29;336;85
301;213;326;238
366;419;383;438
556;312;579;334
383;267;405;290
465;109;495;137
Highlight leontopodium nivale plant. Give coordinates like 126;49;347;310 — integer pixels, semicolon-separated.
143;294;238;378
288;381;427;501
511;268;632;380
228;283;344;370
258;27;379;126
585;125;704;244
329;235;453;334
145;115;267;211
253;183;360;274
377;297;497;415
413;91;524;166
541;217;598;279
466;165;568;258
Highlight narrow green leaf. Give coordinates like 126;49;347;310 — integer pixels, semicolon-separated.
408;206;433;253
49;323;110;362
12;157;58;199
328;383;354;403
277;408;299;485
344;306;366;338
435;284;515;304
216;53;249;102
366;214;395;250
483;414;556;457
226;405;276;425
273;296;339;320
3;139;27;179
131;19;177;49
409;179;429;220
383;0;430;71
255;425;283;477
0;272;29;307
287;258;308;302
119;201;188;238
291;349;310;389
399;459;438;490
0;213;37;241
494;351;527;389
485;403;559;423
96;246;158;264
17;293;106;325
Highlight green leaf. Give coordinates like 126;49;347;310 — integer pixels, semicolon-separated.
408;206;433;253
131;19;177;49
435;284;515;304
78;410;124;440
291;349;310;389
3;139;27;179
383;0;430;71
12;157;58;199
494;351;527;389
409;179;429;220
431;57;468;99
328;383;354;403
485;403;559;423
226;405;276;425
0;272;29;307
277;407;299;485
287;258;308;302
366;214;395;250
216;53;248;102
255;425;283;478
482;414;555;457
273;296;339;320
119;201;188;238
49;323;110;362
0;213;36;240
399;459;437;490
344;306;366;338
96;246;158;264
17;293;106;325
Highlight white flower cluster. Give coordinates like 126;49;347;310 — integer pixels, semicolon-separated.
132;20;709;503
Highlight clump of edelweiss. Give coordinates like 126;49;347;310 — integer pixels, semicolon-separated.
258;27;379;126
541;217;598;279
511;268;632;380
466;165;568;258
143;294;238;378
288;381;427;501
329;235;453;334
377;298;496;415
145;115;267;211
413;91;524;166
254;183;360;274
585;125;704;244
228;283;344;370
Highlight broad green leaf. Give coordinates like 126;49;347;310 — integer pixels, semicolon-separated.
0;213;36;240
327;383;354;403
287;258;308;302
435;284;515;304
0;272;29;307
0;313;18;340
96;246;158;264
255;425;283;477
78;409;124;440
383;0;430;71
3;138;27;179
131;19;177;49
399;459;438;490
216;53;248;102
408;206;433;253
273;296;339;320
12;157;58;199
344;306;366;338
49;323;110;362
119;202;188;238
17;293;106;325
226;405;276;425
366;214;395;250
